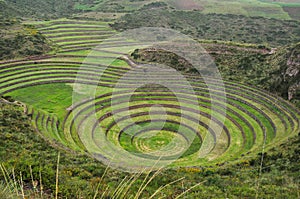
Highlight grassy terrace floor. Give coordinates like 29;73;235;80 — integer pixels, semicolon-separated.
28;19;117;53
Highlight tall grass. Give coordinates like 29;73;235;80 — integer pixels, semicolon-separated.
0;157;203;199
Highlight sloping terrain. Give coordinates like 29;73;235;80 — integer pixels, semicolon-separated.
0;16;51;60
264;43;300;101
130;41;300;108
0;0;77;19
1;0;299;20
111;10;300;47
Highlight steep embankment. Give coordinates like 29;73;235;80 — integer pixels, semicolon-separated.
131;42;300;107
264;43;300;102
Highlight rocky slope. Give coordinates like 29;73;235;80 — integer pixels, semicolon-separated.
130;42;300;107
265;43;300;101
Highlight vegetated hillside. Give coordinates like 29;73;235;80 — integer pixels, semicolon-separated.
130;42;300;107
0;0;77;19
169;0;297;20
0;16;51;60
0;101;107;198
264;43;300;102
1;0;300;20
0;0;158;19
111;9;300;47
0;101;299;198
213;42;300;107
259;0;300;20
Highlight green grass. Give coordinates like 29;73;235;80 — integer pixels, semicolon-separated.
38;23;108;29
6;84;74;120
34;19;117;54
58;50;91;56
74;2;96;11
66;85;298;167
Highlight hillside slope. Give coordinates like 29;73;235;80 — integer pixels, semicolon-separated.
0;16;51;60
263;43;300;106
0;0;77;19
1;0;300;20
130;42;300;107
111;9;300;47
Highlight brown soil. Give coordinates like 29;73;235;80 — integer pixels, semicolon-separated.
171;0;204;11
283;6;300;20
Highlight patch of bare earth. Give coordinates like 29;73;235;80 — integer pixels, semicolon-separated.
283;6;300;20
172;0;204;11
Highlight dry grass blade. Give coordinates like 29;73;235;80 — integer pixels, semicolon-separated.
12;168;18;196
55;152;60;199
0;164;9;186
29;165;35;190
134;157;164;199
135;167;163;199
100;186;110;199
0;164;19;196
112;176;131;198
149;177;185;199
93;161;111;199
39;166;43;199
120;170;144;198
20;172;25;199
174;180;207;199
256;143;266;199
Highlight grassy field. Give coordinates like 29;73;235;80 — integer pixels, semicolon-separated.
8;84;74;119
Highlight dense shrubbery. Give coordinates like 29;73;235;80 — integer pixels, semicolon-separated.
139;2;169;10
0;0;77;19
112;10;300;47
0;20;51;60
